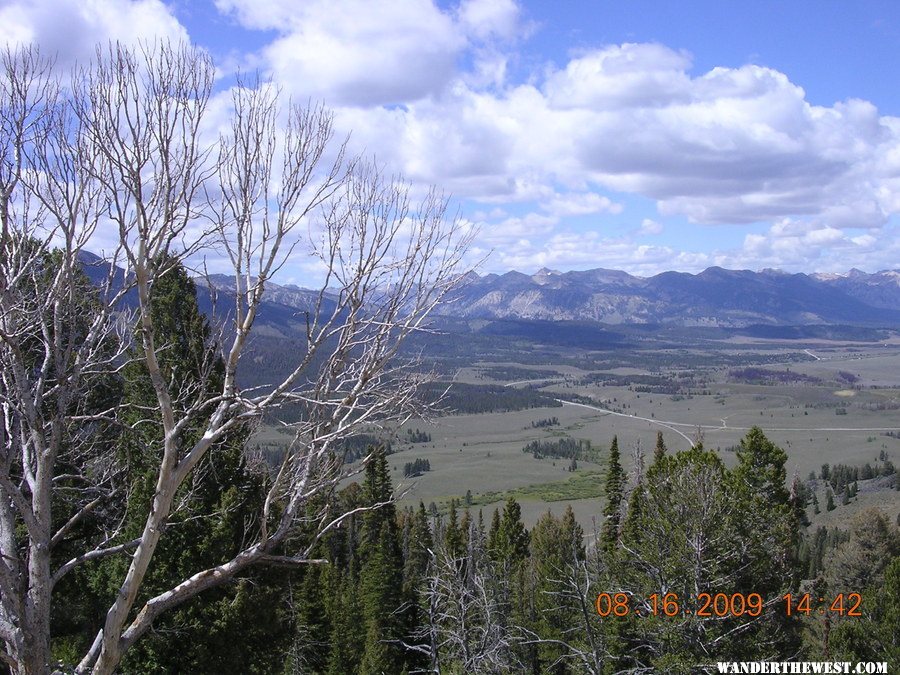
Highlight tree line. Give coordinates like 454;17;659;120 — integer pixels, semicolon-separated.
1;42;898;673
403;458;432;477
284;430;900;673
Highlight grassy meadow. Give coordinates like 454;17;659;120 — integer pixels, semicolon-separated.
252;333;900;532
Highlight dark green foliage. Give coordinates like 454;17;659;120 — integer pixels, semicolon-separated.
78;261;290;673
530;416;559;428
522;436;592;461
403;502;433;596
600;436;624;551
828;555;900;669
406;428;431;443
732;426;790;504
340;435;393;462
825;461;895;493
360;449;423;674
488;497;529;567
418;381;562;414
825;508;900;591
525;507;586;672
444;499;465;561
816;511;900;666
616;429;803;670
653;431;667;464
121;265;289;673
403;457;431;477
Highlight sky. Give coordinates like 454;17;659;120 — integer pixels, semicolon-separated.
3;0;900;281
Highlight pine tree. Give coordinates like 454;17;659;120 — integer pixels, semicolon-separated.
91;260;289;673
653;431;667;464
617;442;802;669
601;436;625;551
487;507;502;553
733;426;790;504
404;502;433;593
326;571;365;675
444;499;465;560
358;447;407;675
812;491;821;514
528;511;573;672
826;490;836;511
491;497;529;566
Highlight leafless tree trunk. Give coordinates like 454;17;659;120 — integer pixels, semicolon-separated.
0;41;473;674
416;522;512;673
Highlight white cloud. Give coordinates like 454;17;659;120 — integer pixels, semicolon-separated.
479;212;556;245
13;0;900;278
0;0;188;65
541;191;623;217
216;0;527;107
638;218;663;235
457;0;522;42
293;39;900;240
544;42;693;110
724;219;900;273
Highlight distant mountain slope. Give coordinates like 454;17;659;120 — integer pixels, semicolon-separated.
441;266;900;327
76;251;900;329
812;269;900;310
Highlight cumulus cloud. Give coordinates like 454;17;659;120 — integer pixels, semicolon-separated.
541;191;623;217
544;42;693;110
300;38;900;244
0;0;188;65
730;218;899;272
457;0;522;42
215;0;525;107
12;0;900;277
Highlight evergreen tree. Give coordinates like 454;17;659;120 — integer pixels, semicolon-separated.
825;508;900;590
444;499;465;560
812;491;821;514
728;429;800;630
326;571;365;675
88;261;289;674
358;447;407;674
828;555;900;668
617;436;802;670
487;507;502;554
527;511;572;673
490;497;529;566
732;426;790;504
601;436;625;551
404;502;433;594
653;431;667;464
826;490;836;511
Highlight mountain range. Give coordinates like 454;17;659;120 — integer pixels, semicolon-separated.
77;252;900;330
437;266;900;327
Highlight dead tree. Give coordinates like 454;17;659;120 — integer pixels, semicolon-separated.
0;42;473;674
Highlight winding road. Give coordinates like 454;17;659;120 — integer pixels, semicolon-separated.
554;398;899;447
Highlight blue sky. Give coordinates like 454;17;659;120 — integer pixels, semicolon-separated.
3;0;900;281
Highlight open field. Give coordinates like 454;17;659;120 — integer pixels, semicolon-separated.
253;332;900;529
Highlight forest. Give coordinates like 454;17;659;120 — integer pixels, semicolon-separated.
2;42;898;674
26;255;896;673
